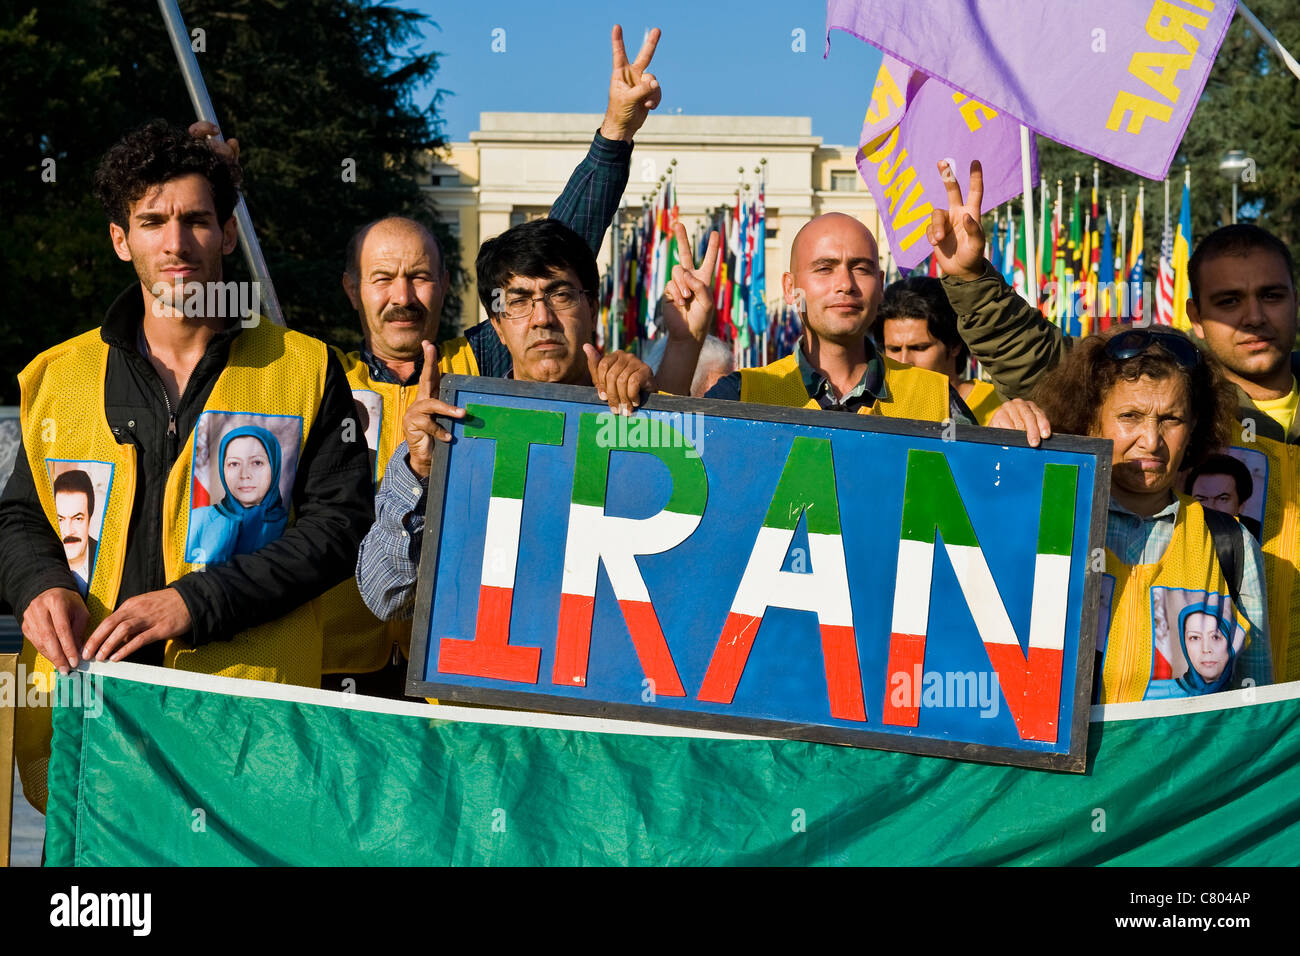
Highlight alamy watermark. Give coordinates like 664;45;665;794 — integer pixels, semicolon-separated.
888;666;1001;718
150;279;262;325
0;663;103;717
594;410;705;458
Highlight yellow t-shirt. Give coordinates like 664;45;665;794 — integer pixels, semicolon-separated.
1253;377;1299;435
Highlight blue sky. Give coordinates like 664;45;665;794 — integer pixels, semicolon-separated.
405;0;882;146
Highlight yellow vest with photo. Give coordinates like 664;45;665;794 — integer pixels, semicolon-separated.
1099;498;1249;704
319;337;479;674
1228;424;1300;681
14;320;329;811
739;352;951;423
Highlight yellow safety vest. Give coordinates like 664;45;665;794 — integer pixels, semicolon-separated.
738;352;951;422
1224;423;1300;681
319;338;479;674
963;379;1004;427
1098;497;1250;703
15;320;330;811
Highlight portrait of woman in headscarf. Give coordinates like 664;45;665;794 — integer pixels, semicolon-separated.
186;424;289;564
1146;599;1246;699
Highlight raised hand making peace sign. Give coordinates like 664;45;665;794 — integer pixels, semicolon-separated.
926;159;988;282
402;340;467;479
663;222;721;343
600;25;663;144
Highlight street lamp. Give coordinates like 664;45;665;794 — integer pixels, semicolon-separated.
1218;149;1253;224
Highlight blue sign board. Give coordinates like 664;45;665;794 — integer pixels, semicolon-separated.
408;376;1110;770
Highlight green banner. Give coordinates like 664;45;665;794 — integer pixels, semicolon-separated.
45;664;1300;866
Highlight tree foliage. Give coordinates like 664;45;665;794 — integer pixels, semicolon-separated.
0;0;457;405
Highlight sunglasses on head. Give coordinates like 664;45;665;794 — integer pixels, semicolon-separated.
1103;327;1203;369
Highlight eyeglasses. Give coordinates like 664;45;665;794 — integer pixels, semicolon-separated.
1103;327;1203;369
498;287;588;320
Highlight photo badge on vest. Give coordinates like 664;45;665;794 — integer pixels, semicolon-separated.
47;459;113;598
1203;446;1267;543
350;389;383;482
185;411;302;566
1147;587;1247;699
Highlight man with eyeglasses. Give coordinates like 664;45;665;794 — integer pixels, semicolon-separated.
930;159;1300;680
354;216;661;625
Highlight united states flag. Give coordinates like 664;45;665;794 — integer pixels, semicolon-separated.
1155;222;1175;326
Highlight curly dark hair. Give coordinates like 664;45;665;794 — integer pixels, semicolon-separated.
1031;326;1237;472
92;119;242;229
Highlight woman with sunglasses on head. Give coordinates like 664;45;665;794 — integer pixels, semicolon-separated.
991;326;1273;703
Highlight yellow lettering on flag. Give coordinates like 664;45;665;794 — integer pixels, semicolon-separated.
1129;51;1194;101
890;180;933;234
861;126;899;164
1106;89;1174;133
883;167;918;216
864;65;904;127
1146;0;1211;53
951;93;999;132
876;146;908;188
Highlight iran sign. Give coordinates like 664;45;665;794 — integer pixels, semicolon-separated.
409;377;1110;771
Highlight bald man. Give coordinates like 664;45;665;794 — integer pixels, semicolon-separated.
700;213;971;425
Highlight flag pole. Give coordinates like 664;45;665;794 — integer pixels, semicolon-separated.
156;0;285;326
1019;125;1037;305
1119;189;1127;317
1238;1;1300;81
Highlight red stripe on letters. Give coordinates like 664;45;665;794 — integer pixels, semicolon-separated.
983;643;1062;743
882;632;926;727
618;600;686;696
697;612;762;704
819;624;866;722
438;584;540;684
552;591;595;687
698;615;865;720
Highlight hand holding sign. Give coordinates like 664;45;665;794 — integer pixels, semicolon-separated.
927;159;986;282
988;398;1053;449
403;340;466;479
584;343;656;416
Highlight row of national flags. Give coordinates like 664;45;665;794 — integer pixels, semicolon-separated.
599;170;772;353
599;165;1199;355
980;168;1194;335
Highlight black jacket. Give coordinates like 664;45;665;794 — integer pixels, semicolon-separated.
0;286;375;664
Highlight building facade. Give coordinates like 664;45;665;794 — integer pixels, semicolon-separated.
425;112;889;333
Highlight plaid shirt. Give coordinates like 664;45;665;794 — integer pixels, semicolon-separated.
356;442;426;621
1106;496;1272;688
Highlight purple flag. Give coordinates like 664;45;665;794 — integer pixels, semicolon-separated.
827;0;1236;180
855;54;1033;270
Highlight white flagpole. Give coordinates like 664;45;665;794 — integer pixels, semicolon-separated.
1020;126;1037;306
157;0;284;326
1119;190;1128;316
1238;2;1300;81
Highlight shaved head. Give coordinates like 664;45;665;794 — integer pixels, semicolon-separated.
790;213;879;272
782;212;884;347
